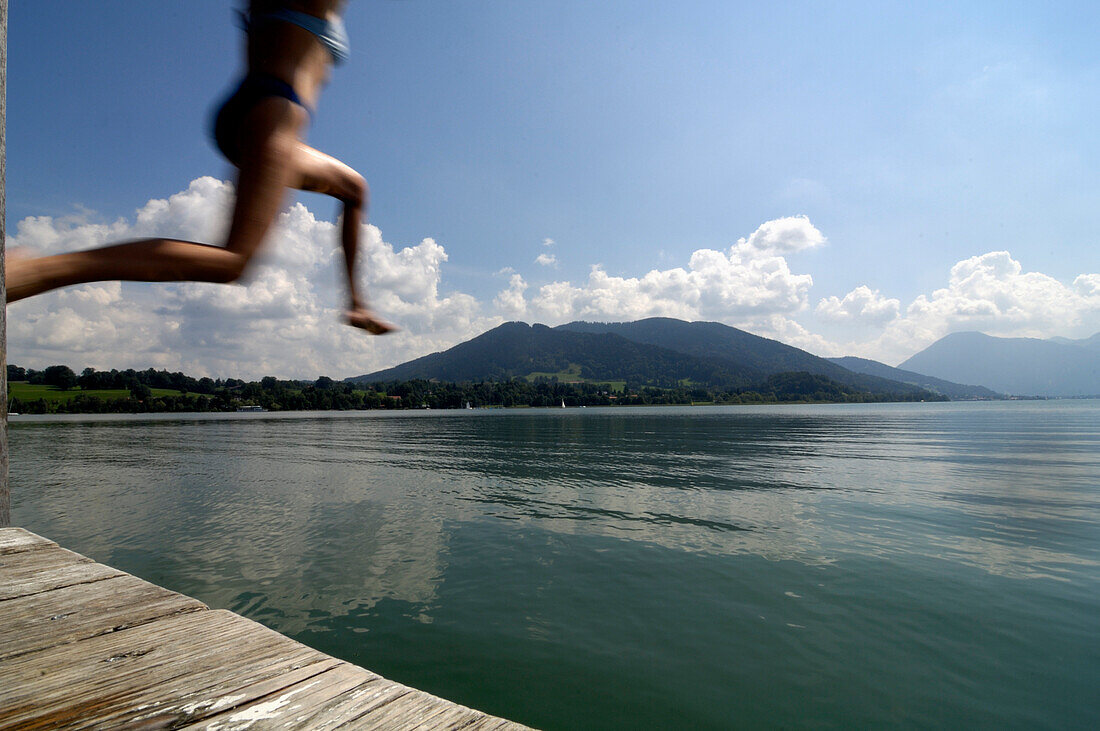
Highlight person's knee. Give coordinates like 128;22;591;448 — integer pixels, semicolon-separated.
345;173;368;209
208;251;250;284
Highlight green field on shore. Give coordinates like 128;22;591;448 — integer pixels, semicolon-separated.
523;365;626;392
8;382;198;403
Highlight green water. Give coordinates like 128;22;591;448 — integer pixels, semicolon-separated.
10;402;1100;728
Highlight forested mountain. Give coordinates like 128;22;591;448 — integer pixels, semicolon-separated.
352;319;937;399
826;356;1000;399
555;318;930;397
352;322;755;388
899;331;1100;397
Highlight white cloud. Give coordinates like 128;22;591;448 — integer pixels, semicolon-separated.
833;251;1100;364
535;252;557;267
1072;273;1100;299
493;274;528;319
740;215;826;254
542;238;555;247
8;205;838;378
816;285;900;325
905;250;1095;334
747;314;840;357
13;189;1097;380
521;217;823;326
8;178;501;379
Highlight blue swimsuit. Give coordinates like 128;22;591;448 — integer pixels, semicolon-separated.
252;8;350;65
212;8;350;163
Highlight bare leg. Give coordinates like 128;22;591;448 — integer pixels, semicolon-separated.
7;240;243;303
5;98;306;304
294;143;394;335
339;200;395;334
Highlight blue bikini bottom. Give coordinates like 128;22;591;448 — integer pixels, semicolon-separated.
211;74;308;164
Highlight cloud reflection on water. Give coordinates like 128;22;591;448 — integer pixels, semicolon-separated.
11;401;1100;631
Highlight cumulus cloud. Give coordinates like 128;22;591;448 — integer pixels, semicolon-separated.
1072;273;1100;299
493;274;528;319
8;178;501;379
14;187;1096;380
535;252;557;267
835;251;1100;364
542;238;555;247
518;217;824;328
816;286;900;325
740;215;826;253
11;204;835;378
905;251;1095;335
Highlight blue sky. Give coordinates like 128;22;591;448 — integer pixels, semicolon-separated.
6;1;1100;379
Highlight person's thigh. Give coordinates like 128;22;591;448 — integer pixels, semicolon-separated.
292;144;366;204
223;98;311;259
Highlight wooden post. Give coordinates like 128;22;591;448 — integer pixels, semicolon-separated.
0;0;9;528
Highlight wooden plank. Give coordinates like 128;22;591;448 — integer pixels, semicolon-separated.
128;656;350;730
0;538;92;572
0;610;334;729
422;701;509;730
463;718;526;731
281;681;516;731
0;530;533;730
0;573;206;661
0;527;56;555
271;677;414;730
183;664;388;730
352;688;458;730
420;705;491;730
383;694;475;731
171;659;369;725
0;544;121;601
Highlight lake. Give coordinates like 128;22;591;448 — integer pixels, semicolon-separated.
9;401;1100;729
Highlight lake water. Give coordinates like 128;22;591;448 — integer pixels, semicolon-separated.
9;401;1100;729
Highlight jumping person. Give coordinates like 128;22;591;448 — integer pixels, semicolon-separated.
7;0;394;335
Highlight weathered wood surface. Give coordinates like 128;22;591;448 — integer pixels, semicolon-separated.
0;527;532;730
0;527;53;554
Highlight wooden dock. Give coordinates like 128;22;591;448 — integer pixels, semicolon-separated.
0;527;532;730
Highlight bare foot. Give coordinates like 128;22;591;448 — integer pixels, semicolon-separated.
345;308;396;335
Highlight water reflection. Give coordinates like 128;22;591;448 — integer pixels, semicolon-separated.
11;402;1100;621
11;402;1100;727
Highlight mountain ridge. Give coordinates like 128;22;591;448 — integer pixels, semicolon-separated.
1048;332;1100;351
352;318;937;399
353;322;755;387
899;331;1100;397
555;318;931;396
827;356;999;399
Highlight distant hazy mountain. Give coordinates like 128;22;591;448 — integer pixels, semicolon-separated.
899;331;1100;397
351;318;936;398
827;356;1000;399
557;318;930;397
1049;332;1100;351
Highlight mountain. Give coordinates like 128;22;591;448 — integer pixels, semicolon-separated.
899;331;1100;397
1048;332;1100;351
556;318;931;397
352;322;757;388
827;356;1000;399
353;318;937;400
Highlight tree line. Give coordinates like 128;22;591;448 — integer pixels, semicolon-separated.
7;364;943;415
